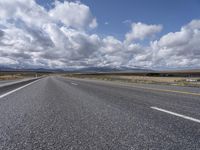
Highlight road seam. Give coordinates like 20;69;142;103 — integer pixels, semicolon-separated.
151;106;200;123
0;79;40;99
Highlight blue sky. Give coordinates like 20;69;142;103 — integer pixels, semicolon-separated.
0;0;200;69
83;0;200;38
37;0;200;39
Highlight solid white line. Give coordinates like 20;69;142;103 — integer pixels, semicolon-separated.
0;78;37;88
0;79;39;99
151;106;200;123
71;82;78;86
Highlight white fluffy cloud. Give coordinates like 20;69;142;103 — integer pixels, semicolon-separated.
152;20;200;68
0;0;199;69
125;22;162;44
49;1;97;29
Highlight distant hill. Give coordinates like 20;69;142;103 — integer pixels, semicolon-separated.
1;66;200;77
66;66;153;73
0;66;64;73
0;66;152;73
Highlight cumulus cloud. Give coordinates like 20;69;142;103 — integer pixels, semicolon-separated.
0;0;99;68
0;0;199;69
49;1;97;29
152;20;200;68
125;22;162;44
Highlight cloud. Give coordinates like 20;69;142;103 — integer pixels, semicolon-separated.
49;1;97;29
125;22;162;44
0;0;199;70
0;0;99;68
101;36;123;54
151;20;200;68
0;30;4;37
104;22;109;25
89;18;98;29
122;19;132;25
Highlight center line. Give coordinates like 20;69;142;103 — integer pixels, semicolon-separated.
151;106;200;123
71;82;78;86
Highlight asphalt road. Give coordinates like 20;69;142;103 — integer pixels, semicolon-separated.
0;76;200;149
0;80;16;85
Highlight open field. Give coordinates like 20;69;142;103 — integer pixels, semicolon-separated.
0;71;48;80
65;72;200;87
1;70;200;87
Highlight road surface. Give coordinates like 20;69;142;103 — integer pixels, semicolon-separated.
0;76;200;149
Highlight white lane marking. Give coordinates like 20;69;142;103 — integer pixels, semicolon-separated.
71;82;78;86
151;107;200;123
0;79;40;99
0;78;37;88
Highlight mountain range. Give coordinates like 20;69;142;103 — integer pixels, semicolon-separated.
0;66;152;73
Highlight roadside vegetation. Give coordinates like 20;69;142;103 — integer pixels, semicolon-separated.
65;74;200;88
0;72;46;80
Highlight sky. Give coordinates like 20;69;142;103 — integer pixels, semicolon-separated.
0;0;200;70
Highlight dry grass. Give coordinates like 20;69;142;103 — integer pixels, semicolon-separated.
66;74;200;87
115;76;188;83
0;72;45;81
0;74;24;80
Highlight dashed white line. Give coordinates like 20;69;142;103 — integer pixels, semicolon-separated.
71;82;78;86
151;106;200;123
0;79;40;99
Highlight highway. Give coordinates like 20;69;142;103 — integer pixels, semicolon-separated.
0;76;200;149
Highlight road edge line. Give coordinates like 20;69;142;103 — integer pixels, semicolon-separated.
151;106;200;123
0;79;41;99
